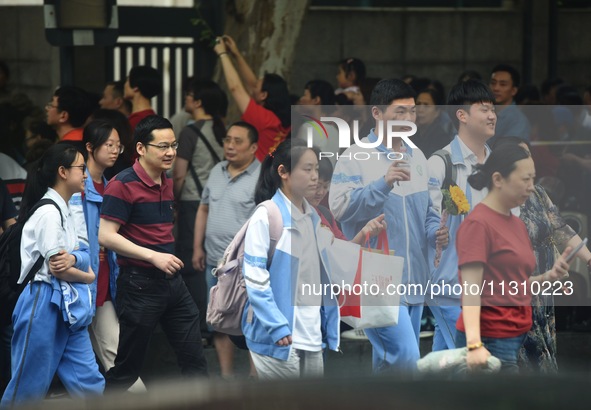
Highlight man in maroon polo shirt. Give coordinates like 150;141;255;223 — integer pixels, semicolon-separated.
99;115;208;390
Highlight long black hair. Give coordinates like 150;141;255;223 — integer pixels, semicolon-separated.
261;74;291;128
468;144;530;191
19;143;80;219
254;138;316;205
189;79;226;146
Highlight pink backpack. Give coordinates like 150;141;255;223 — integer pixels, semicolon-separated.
206;200;283;336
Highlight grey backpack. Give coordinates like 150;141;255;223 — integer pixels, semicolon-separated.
206;200;283;336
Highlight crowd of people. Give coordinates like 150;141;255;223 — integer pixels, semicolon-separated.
1;33;591;404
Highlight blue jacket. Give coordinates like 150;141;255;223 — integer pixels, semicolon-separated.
329;131;440;305
82;177;119;309
426;136;490;304
242;191;340;361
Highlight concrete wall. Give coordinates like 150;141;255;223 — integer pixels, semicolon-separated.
290;7;591;97
1;5;591;110
0;6;60;108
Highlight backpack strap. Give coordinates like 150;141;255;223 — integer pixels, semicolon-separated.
27;198;64;227
187;122;222;197
432;149;457;189
316;205;335;227
260;200;283;266
21;198;64;287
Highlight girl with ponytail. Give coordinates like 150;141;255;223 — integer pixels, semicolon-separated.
456;144;571;373
2;144;103;406
243;138;340;379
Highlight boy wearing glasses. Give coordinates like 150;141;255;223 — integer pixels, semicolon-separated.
99;115;208;390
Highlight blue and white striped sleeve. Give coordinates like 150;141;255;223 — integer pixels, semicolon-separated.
243;206;291;342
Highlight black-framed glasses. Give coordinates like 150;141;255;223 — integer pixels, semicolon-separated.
145;142;179;151
66;165;87;173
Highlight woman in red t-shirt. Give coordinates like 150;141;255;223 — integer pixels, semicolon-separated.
214;36;291;162
456;144;570;372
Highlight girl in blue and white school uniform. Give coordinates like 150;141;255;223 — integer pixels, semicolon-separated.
81;120;145;392
242;138;340;379
1;144;104;407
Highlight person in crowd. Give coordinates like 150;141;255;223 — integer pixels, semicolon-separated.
414;87;455;158
173;79;225;340
170;76;195;137
492;136;591;373
89;109;133;180
192;121;260;379
46;85;93;152
242;138;340;379
23;115;57;151
99;80;131;117
124;66;162;133
488;64;531;143
335;58;366;105
296;80;339;163
456;144;570;372
457;70;482;84
329;79;445;372
81;120;146;391
0;152;27;210
427;80;496;351
214;36;290;162
1;144;103;406
98;115;208;391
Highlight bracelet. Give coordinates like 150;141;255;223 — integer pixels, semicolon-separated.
467;341;484;351
217;52;228;57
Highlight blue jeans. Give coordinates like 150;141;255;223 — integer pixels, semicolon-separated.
455;331;526;373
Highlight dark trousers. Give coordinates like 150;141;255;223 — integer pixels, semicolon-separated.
106;267;208;390
176;200;208;334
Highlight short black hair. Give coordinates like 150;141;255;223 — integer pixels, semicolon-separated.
108;80;125;99
447;80;495;130
134;115;172;145
54;85;93;128
305;80;336;105
369;78;416;108
128;66;162;99
339;58;366;85
491;64;521;88
228;121;258;144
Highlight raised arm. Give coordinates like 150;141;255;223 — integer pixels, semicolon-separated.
214;36;251;113
223;35;258;94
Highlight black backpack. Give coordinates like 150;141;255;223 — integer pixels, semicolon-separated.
0;199;63;327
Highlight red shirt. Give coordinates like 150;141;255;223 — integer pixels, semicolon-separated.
128;109;156;133
456;203;535;338
242;99;289;162
93;180;110;306
61;128;84;141
101;160;175;268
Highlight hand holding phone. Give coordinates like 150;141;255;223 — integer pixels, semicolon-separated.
565;238;588;264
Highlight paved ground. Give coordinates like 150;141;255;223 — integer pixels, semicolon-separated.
139;326;591;383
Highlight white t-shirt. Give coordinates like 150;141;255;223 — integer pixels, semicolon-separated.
286;191;323;352
19;188;78;284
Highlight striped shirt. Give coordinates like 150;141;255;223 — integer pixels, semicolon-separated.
202;159;260;266
101;160;175;268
